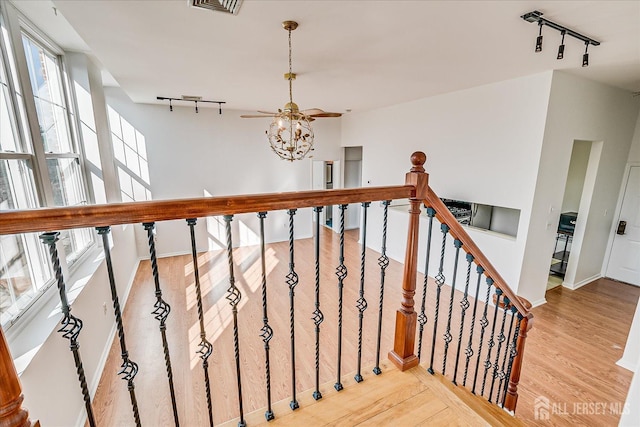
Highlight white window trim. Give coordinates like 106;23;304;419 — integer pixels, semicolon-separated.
0;1;97;331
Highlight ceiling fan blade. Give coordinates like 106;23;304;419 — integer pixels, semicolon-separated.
240;114;274;118
257;110;278;115
309;112;343;118
301;108;325;115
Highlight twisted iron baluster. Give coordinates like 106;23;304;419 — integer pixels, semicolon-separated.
312;207;325;400
256;212;275;421
428;223;449;374
373;201;391;375
143;222;179;426
489;295;510;402
501;310;523;408
417;207;435;361
480;288;503;397
334;204;348;391
452;253;473;386
222;215;246;427
96;227;140;427
442;239;462;375
286;209;300;409
354;201;371;383
463;264;483;387
495;302;516;405
472;277;493;394
39;232;96;427
186;219;214;426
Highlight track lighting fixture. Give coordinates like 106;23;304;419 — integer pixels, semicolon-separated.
557;31;565;60
521;10;599;67
535;21;543;52
582;42;589;67
156;96;226;114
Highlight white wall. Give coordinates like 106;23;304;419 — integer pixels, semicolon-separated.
561;141;591;213
104;88;343;256
625;110;640;163
519;72;640;303
341;72;553;291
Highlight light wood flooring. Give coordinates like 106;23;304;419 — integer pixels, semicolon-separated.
91;227;640;426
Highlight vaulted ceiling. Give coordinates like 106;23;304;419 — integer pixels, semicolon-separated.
13;1;640;113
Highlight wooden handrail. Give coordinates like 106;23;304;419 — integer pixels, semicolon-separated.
423;188;532;319
0;186;413;235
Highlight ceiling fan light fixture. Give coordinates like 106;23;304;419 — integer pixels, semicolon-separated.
266;20;315;161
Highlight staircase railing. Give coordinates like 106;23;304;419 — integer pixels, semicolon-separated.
0;151;531;426
388;152;533;412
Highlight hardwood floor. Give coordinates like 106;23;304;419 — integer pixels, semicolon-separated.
220;361;523;427
517;278;640;426
91;227;640;426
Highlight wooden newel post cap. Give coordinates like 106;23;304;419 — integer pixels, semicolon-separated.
410;152;426;173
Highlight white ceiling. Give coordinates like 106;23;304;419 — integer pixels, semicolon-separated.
13;0;640;113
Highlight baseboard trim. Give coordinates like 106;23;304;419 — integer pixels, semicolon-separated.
562;274;601;291
616;357;638;372
530;297;547;308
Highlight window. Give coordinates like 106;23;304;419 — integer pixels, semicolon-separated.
0;8;92;328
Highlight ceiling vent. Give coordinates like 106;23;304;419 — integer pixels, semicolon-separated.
190;0;243;15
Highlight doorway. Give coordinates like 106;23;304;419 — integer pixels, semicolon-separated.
548;140;602;290
605;165;640;286
343;147;363;231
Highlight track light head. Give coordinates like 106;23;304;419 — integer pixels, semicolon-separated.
535;21;543;52
521;11;600;67
557;31;566;60
582;42;589;67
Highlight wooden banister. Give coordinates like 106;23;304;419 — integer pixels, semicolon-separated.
424;187;532;413
0;186;413;235
0;327;37;427
388;152;429;371
423;189;532;317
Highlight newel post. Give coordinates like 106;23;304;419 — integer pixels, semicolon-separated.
0;326;37;427
388;151;429;371
504;313;532;412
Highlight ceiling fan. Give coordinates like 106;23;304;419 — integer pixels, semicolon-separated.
241;20;342;161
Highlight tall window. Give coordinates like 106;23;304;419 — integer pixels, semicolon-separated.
0;9;92;328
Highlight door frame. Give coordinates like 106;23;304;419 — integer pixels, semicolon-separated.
603;161;640;279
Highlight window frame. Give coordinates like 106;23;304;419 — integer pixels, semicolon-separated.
0;2;96;329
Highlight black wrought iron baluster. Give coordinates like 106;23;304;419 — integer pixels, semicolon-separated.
223;215;246;427
186;219;214;426
442;239;462;375
256;212;275;421
39;232;96;427
488;295;509;402
480;287;503;397
312;207;325;400
428;223;449;374
143;222;180;427
286;209;300;409
472;276;493;394
501;310;522;408
495;303;516;405
97;227;141;427
453;253;473;386
354;201;370;383
417;207;435;361
462;263;482;387
373;200;391;375
334;204;348;391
